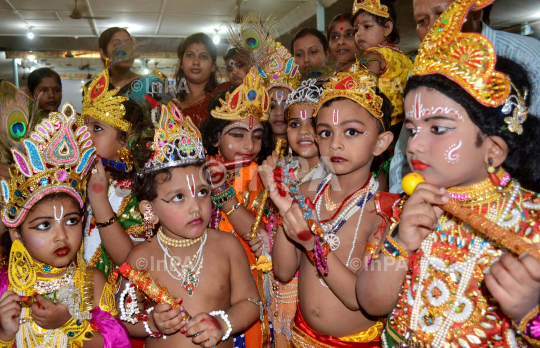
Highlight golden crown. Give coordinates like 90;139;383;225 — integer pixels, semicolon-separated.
314;63;385;129
1;103;96;227
258;42;301;91
144;102;205;173
82;60;130;132
412;0;510;107
211;66;271;122
353;0;389;19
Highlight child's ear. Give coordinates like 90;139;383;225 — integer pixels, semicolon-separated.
383;21;394;38
138;200;159;225
9;228;22;243
373;131;394;156
484;135;508;169
212;134;221;149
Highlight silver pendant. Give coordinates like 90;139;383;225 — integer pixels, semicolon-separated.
325;233;340;251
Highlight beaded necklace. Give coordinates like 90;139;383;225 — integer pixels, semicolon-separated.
157;227;207;248
158;231;206;297
406;180;521;348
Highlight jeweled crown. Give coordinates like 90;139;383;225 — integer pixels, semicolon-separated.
412;0;510;107
211;66;271;122
314;63;385;129
0;103;96;227
285;79;324;120
258;42;301;91
82;59;130;131
144;102;205;173
353;0;390;19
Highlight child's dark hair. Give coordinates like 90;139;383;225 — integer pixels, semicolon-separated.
352;0;400;44
28;68;62;96
316;90;393;134
327;13;353;40
199;87;273;164
291;28;329;54
175;33;219;102
223;47;239;62
1;192;84;261
404;57;540;192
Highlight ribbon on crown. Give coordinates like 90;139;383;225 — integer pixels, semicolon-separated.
211;66;271;122
353;0;390;18
412;0;510;107
82;59;130;132
0;103;96;227
144;102;205;173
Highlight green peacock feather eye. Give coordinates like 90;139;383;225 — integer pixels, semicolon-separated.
10;122;26;139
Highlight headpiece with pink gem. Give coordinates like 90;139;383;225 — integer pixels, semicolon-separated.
144;102;205;173
0;103;96;227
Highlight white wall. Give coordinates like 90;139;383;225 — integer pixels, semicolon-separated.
60;79;90;113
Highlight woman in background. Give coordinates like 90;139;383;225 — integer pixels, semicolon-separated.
326;13;360;71
173;32;230;127
28;67;62;115
291;28;328;76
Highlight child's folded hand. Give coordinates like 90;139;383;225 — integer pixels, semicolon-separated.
152;303;187;335
0;291;23;341
246;228;270;257
396;182;449;254
485;250;540;323
183;312;225;347
282;200;315;251
87;156;109;203
266;166;294;215
31;294;71;329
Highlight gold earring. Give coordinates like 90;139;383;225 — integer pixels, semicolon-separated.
9;240;36;291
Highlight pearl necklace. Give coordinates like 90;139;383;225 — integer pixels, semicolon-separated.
407;181;521;348
158;232;207;297
157;227;207;248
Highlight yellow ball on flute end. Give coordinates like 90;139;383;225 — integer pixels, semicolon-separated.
401;173;425;196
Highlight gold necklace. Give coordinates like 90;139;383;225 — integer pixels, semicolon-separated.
33;262;67;275
446;168;511;206
300;163;319;173
158;227;207;248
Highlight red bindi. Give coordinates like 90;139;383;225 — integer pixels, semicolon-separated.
340;27;344;31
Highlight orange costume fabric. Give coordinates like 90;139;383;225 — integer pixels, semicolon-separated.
218;162;269;348
291;304;384;347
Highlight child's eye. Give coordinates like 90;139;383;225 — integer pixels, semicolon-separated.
289;121;300;128
228;132;244;138
236;63;243;68
253;134;263;140
345;129;362;137
318;130;332;138
172;194;184;202
406;127;417;136
431;126;453;134
198;188;209;197
66;217;81;226
364;25;372;29
36;222;52;231
227;67;233;72
93;125;103;132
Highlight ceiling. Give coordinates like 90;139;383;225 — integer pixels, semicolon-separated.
0;0;539;85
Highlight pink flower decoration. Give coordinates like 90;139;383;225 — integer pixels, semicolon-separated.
56;170;68;182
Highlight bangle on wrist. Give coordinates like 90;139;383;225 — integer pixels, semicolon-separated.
225;204;240;216
381;236;409;261
211;185;236;208
513;305;540;344
209;310;232;341
94;214;118;228
247;298;264;323
143;307;165;339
